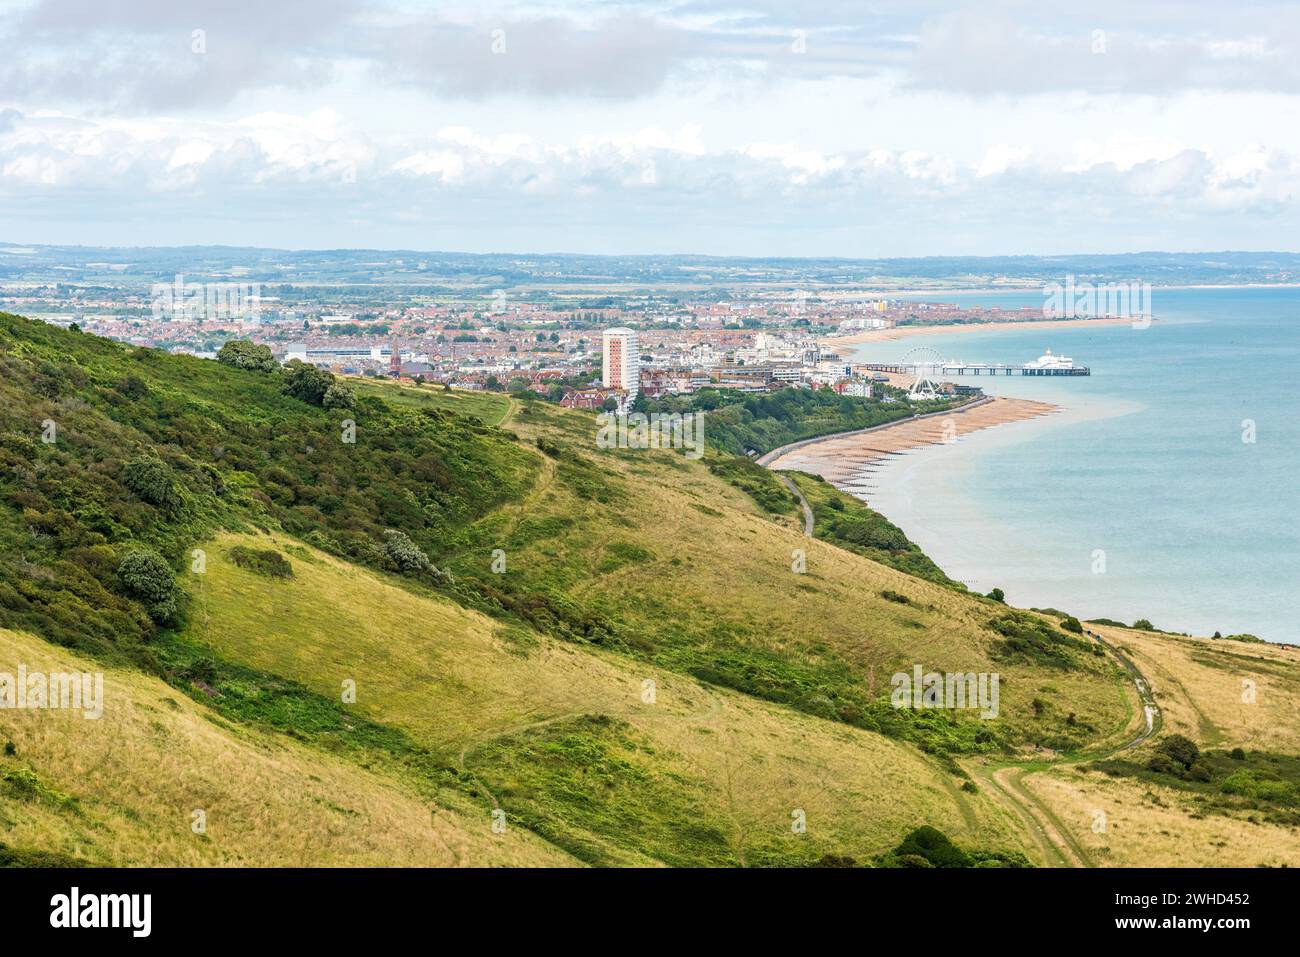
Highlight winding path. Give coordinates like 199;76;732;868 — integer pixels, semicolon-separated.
775;474;814;537
966;629;1163;867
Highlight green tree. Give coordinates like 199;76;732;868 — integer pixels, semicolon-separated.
123;455;183;511
216;340;278;372
282;359;335;406
117;548;178;623
322;382;356;410
1156;734;1200;770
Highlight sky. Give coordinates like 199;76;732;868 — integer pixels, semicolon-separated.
3;0;1300;256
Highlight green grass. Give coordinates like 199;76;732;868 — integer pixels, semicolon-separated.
789;472;960;587
348;378;512;425
1091;749;1300;825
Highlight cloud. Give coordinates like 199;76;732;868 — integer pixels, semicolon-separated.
374;13;701;99
4;109;1297;239
907;7;1300;95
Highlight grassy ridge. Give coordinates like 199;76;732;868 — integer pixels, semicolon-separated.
0;312;533;663
0;315;1138;865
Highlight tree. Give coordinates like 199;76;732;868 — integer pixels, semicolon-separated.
123;455;183;511
322;382;356;410
987;587;1005;603
282;359;335;406
1156;734;1199;770
382;529;432;574
118;548;178;623
216;340;278;373
601;397;618;412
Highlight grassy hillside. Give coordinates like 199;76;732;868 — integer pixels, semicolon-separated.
0;314;1195;866
0;625;572;866
178;531;1026;865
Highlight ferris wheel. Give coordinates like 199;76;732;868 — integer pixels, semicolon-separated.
902;346;946;401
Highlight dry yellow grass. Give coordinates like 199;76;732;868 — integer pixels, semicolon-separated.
0;626;574;866
1022;767;1300;868
187;532;1024;861
1093;624;1300;751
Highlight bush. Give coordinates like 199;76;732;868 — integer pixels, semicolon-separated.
1230;747;1247;761
122;455;184;511
281;360;335;406
227;546;293;579
987;587;1005;603
322;382;357;411
1146;752;1178;775
117;548;178;623
216;340;278;373
1156;734;1199;770
382;529;433;574
1061;616;1083;634
988;611;1084;670
890;826;972;868
1221;770;1296;802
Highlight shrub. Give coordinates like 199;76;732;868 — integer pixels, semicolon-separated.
1156;734;1199;770
122;455;183;511
281;359;335;406
1061;616;1083;634
1146;752;1178;775
988;611;1084;669
1221;770;1296;802
216;340;278;373
1230;747;1247;761
227;546;293;579
881;590;911;605
987;587;1005;603
117;548;178;623
1133;618;1155;631
890;826;972;868
322;382;357;410
382;529;433;574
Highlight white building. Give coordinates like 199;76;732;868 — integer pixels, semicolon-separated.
602;327;640;395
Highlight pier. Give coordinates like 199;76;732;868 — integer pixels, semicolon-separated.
859;361;1090;377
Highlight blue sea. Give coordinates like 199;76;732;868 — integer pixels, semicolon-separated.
852;287;1300;643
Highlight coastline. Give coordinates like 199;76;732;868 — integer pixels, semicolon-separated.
819;316;1133;355
765;395;1059;486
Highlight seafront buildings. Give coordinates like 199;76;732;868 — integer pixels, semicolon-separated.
601;327;640;395
12;276;1050;400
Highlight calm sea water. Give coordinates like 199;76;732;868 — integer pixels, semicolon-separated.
852;287;1300;643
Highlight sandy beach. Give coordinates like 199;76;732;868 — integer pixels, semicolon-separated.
820;316;1133;355
766;395;1059;491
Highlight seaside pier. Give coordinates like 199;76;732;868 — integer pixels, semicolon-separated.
859;351;1090;377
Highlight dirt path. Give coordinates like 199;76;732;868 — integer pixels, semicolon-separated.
963;630;1164;867
775;474;814;537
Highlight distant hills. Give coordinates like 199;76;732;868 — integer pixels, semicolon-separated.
4;243;1300;289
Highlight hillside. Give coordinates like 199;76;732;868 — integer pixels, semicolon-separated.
3;312;1295;867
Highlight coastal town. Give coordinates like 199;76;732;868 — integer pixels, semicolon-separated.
3;275;1072;409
